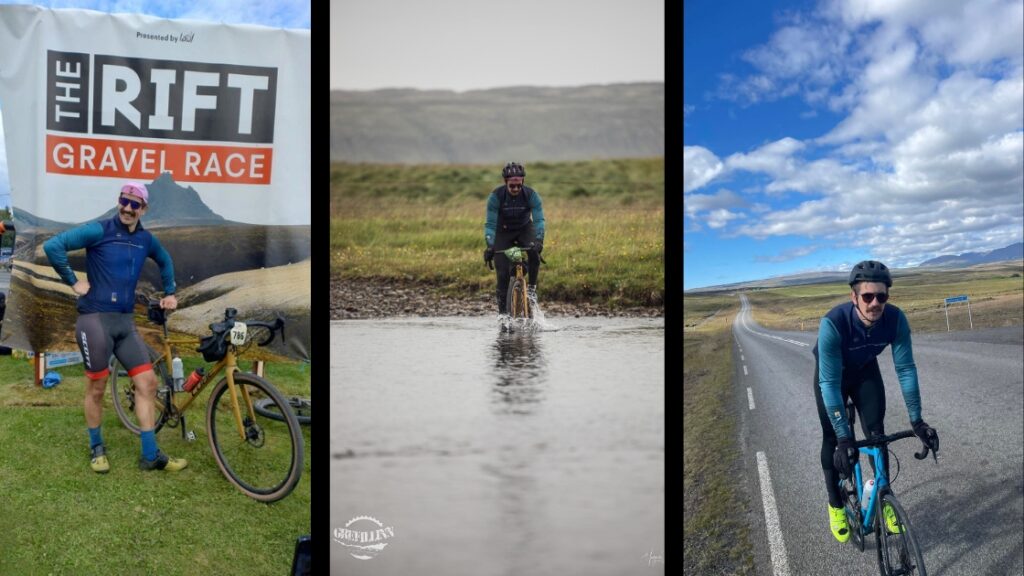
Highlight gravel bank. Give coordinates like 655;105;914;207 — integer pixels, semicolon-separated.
330;278;663;319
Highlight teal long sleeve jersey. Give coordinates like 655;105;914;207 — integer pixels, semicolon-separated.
812;302;922;440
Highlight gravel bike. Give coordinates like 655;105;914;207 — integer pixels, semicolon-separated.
110;299;304;502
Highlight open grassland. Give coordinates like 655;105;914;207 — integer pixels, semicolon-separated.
330;159;664;309
740;261;1024;333
683;296;754;574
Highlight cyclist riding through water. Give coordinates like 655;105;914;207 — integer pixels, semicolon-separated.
44;181;187;474
483;162;546;316
814;260;939;542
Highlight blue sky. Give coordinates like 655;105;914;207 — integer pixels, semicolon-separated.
684;0;1024;290
0;0;311;210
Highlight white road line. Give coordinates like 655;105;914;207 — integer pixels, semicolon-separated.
756;451;791;576
743;365;748;376
747;387;755;410
738;297;809;347
741;354;745;361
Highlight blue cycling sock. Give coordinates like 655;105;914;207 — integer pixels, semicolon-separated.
140;429;158;461
88;426;103;449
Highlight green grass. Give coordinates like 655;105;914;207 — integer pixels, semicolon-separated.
683;300;754;575
330;159;664;308
0;354;310;576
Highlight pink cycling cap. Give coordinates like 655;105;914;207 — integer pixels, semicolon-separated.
120;182;148;203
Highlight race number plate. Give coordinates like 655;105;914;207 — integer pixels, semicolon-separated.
230;322;248;345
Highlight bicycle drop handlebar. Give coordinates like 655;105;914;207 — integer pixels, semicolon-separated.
147;299;286;347
851;429;939;463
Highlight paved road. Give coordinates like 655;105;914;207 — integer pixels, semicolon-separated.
732;294;1024;576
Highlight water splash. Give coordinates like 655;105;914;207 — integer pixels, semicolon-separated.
496;299;560;332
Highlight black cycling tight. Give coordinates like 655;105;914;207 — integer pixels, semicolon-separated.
814;358;890;508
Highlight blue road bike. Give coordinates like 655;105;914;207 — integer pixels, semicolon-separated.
838;399;938;576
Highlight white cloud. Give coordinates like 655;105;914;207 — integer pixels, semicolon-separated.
683;146;724;192
683;188;747;217
706;208;744;229
725;137;806;179
754;245;820;263
700;0;1024;264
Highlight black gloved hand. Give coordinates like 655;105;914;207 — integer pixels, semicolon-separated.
534;238;543;254
912;419;938;452
833;437;859;479
484;246;494;270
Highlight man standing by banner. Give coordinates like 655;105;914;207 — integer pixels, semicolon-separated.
43;181;187;474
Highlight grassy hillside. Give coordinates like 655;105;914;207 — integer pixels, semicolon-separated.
330;158;664;309
330;83;664;163
721;261;1024;333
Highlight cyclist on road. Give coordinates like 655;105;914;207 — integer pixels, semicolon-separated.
483;162;546;315
44;181;187;474
813;260;939;542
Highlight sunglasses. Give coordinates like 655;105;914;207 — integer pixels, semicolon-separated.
118;196;145;210
508;184;523;190
859;292;889;304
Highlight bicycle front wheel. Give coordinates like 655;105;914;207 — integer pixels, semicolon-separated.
875;491;927;576
206;372;304;502
110;346;169;435
507;278;531;319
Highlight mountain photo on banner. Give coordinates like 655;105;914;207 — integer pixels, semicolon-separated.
0;6;311;360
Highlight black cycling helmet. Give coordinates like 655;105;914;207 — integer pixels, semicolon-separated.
849;260;892;288
502;162;525;179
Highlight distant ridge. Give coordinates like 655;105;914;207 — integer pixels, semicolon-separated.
917;242;1024;267
330;82;664;163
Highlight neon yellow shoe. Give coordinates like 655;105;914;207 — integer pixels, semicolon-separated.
883;502;903;534
829;504;850;542
90;444;110;474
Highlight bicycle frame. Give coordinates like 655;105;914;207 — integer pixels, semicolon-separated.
846;446;890;534
154;332;256;442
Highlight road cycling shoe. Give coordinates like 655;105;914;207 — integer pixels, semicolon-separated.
139;450;188;472
90;444;110;474
829;504;850;542
883;502;903;534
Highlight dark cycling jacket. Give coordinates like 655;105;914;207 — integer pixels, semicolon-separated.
484;185;545;246
813;301;921;439
43;215;175;314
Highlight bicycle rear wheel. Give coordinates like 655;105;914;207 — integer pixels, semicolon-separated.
875;491;927;576
110;346;169;435
206;371;304;502
254;396;311;426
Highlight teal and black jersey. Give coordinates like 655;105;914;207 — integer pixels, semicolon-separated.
43;215;175;314
484;185;545;247
813;302;921;439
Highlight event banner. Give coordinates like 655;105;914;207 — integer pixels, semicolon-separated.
0;6;310;361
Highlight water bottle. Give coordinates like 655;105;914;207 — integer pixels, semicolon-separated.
183;367;205;393
861;478;876;515
171;356;184;391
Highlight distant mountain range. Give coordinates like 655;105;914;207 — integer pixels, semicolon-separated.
917;242;1024;267
14;173;231;230
330;82;664;163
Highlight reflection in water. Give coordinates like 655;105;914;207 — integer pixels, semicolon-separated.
490;332;547;414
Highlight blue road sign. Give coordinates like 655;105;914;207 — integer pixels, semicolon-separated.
944;295;969;304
